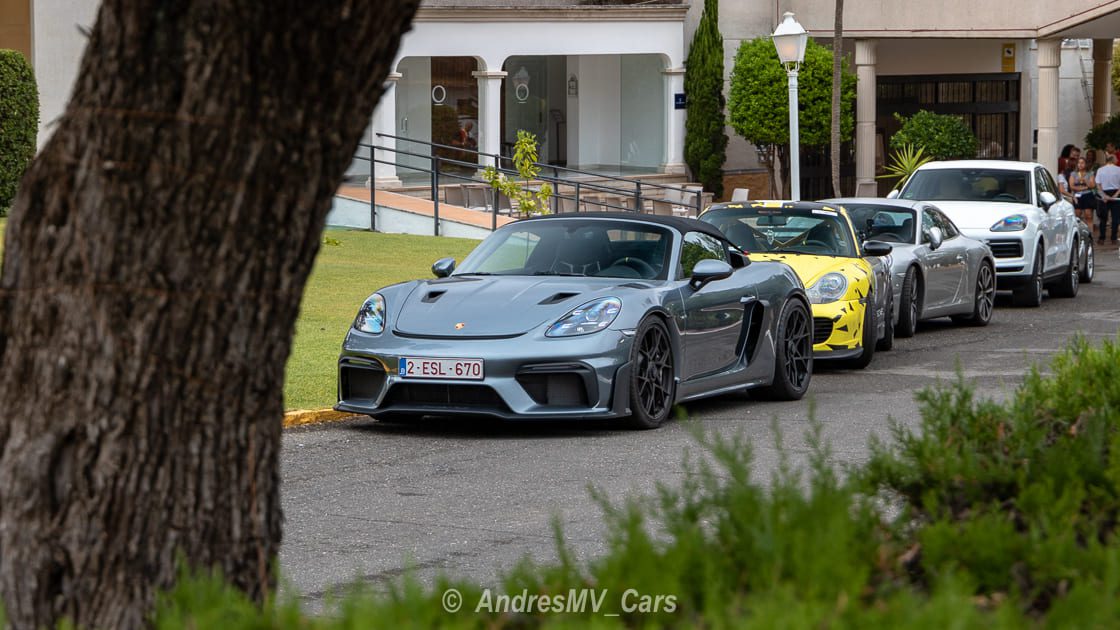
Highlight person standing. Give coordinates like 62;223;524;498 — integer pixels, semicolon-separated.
1094;153;1120;245
1067;157;1097;229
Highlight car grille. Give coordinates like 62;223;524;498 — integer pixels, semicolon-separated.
381;383;508;410
813;317;834;344
987;239;1023;258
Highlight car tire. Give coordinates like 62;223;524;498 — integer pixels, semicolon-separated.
623;317;676;430
845;299;877;370
876;291;894;351
896;267;919;338
1012;248;1044;307
756;298;813;401
1080;238;1094;283
1049;242;1079;298
952;261;995;326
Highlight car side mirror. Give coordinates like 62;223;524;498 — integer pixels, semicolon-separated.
925;226;943;250
432;257;456;278
862;240;893;257
1039;190;1057;210
886;190;900;199
689;259;733;290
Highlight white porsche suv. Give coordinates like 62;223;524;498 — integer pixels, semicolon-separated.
890;160;1080;306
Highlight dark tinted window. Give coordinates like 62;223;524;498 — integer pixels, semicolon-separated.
679;232;728;278
455;220;671;279
901;168;1030;204
842;204;916;244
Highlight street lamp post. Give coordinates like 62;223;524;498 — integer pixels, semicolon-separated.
772;11;808;201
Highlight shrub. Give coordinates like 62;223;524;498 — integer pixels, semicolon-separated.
683;0;728;198
1085;111;1120;152
0;49;38;216
18;335;1120;627
888;110;977;160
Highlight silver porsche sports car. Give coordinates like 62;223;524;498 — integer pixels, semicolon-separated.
823;198;997;337
336;213;813;429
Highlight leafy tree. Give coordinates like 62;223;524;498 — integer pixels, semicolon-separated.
683;0;728;198
482;130;553;216
1112;41;1120;100
728;37;855;198
888;110;977;160
1085;111;1120;150
878;144;932;188
0;1;420;628
0;50;38;215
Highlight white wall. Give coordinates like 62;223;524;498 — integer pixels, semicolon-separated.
31;0;99;147
573;55;620;169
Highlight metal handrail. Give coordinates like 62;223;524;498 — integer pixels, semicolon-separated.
353;133;705;234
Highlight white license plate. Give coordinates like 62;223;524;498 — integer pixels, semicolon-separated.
399;357;484;380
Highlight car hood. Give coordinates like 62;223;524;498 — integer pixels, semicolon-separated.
392;275;639;337
926;201;1040;231
749;253;868;287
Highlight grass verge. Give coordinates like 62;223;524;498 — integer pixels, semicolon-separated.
0;218;480;410
285;229;478;410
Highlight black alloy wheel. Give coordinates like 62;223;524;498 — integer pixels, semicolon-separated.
625;318;676;429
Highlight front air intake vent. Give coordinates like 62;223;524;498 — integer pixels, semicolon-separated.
422;290;447;303
539;292;580;305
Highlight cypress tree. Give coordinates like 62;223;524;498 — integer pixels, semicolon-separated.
684;0;728;199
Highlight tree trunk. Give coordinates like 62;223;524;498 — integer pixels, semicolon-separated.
0;2;419;628
831;0;844;197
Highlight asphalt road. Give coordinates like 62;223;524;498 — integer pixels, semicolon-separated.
280;247;1120;607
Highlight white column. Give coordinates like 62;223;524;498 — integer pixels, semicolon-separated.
473;70;507;169
1093;39;1113;127
1037;39;1061;174
854;40;878;196
661;66;687;175
372;72;402;188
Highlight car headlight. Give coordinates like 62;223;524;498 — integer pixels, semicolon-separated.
546;297;622;337
806;273;848;304
353;293;386;334
991;214;1028;232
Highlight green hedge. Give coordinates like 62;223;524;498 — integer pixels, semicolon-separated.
889;110;977;161
11;336;1120;627
0;49;38;216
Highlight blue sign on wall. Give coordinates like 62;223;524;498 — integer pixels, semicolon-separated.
674;93;686;110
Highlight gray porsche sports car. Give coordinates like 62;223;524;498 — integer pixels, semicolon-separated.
335;213;813;429
823;198;996;337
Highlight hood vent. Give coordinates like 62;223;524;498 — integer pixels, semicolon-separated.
538;292;580;305
618;282;651;289
422;290;447;303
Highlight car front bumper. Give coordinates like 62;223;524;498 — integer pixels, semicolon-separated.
335;327;636;420
961;229;1034;287
810;298;864;356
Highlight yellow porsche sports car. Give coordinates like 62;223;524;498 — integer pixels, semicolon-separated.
699;201;895;369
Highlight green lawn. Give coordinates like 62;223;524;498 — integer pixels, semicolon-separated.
0;218;481;410
285;229;479;409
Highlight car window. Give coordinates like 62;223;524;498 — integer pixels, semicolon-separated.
1037;168;1058;205
900;168;1030;203
455;220;671;279
931;209;959;239
678;232;728;279
700;206;857;257
841;204;916;244
921;210;936;243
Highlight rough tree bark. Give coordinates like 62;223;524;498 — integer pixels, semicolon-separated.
830;0;844;197
0;1;419;628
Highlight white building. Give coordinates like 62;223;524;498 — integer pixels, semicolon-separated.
5;0;1120;197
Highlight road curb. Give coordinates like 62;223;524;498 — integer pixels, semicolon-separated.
283;408;360;429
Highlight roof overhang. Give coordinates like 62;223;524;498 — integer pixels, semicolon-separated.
414;5;690;23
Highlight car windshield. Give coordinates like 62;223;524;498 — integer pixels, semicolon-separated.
700;206;857;257
900;168;1031;204
453;219;672;280
841;204;916;244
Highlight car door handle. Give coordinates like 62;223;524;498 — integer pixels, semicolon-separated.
740;296;757;305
